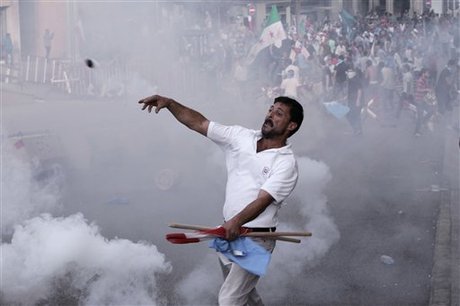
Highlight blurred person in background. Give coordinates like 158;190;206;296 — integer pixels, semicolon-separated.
396;64;415;120
334;54;349;98
414;68;435;136
2;33;13;65
346;66;364;135
380;60;396;118
436;59;458;130
280;69;302;99
364;59;380;108
43;29;54;59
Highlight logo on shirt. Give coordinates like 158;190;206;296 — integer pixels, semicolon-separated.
262;166;270;177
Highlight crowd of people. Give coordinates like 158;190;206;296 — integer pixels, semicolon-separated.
3;5;458;138
192;8;459;137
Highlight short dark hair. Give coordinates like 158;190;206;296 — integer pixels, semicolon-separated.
274;96;304;137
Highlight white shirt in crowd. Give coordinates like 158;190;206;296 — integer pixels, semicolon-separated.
283;64;300;81
402;71;414;95
280;77;301;99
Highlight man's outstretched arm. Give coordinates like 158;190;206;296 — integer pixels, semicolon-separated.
139;95;209;136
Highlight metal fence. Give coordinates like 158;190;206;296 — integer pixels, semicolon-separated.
2;55;205;99
19;56;125;96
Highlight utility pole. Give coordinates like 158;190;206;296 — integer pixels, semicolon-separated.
295;0;300;34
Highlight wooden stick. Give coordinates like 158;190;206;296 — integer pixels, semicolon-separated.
168;223;312;238
167;232;301;244
271;236;301;243
169;223;210;231
245;232;312;237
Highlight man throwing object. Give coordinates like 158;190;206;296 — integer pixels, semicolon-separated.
138;94;303;306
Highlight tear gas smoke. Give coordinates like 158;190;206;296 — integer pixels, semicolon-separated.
1;137;171;305
2;135;62;236
1;213;171;305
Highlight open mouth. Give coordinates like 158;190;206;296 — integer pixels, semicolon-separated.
263;119;273;127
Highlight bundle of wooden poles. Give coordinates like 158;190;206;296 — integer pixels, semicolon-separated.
166;223;312;244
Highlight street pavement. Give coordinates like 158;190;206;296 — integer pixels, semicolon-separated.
293;99;459;306
429;118;459;306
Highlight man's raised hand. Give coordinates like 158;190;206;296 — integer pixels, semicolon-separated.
138;95;172;114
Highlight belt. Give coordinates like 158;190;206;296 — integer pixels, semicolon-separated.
248;227;276;232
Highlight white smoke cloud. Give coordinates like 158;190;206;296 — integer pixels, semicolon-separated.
1;133;171;306
261;156;340;299
1;135;63;235
1;213;171;305
176;254;221;305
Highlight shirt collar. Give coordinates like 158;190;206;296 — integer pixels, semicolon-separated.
255;131;294;154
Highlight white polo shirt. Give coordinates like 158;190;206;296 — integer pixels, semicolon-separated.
207;121;298;228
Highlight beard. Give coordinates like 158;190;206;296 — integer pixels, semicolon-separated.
261;118;277;138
